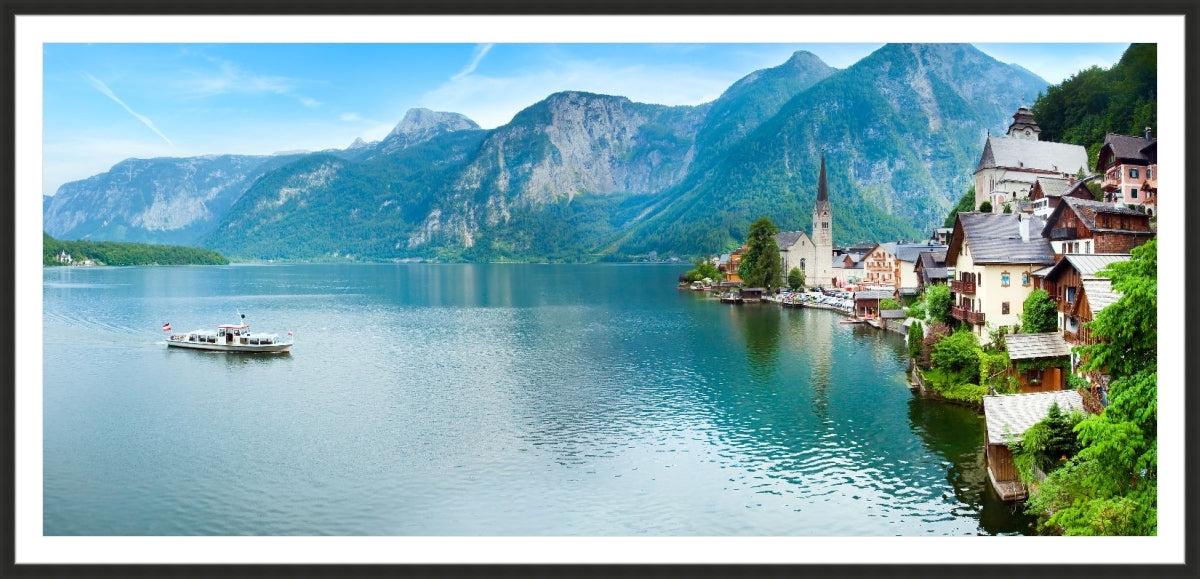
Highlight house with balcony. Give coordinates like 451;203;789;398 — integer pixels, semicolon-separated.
860;243;897;290
973;107;1090;213
945;212;1056;343
831;251;864;288
1096;130;1155;213
1038;254;1129;348
1040;196;1154;257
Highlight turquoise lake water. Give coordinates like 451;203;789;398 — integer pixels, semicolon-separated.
42;263;1033;535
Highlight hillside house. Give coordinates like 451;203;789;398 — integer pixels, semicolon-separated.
1096;130;1156;213
1038;254;1129;349
946;212;1056;343
1028;175;1096;217
982;390;1086;501
973;106;1089;213
831;252;864;288
1041;196;1154;257
914;250;948;291
893;242;947;299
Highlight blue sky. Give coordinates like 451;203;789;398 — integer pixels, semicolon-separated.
42;41;1131;197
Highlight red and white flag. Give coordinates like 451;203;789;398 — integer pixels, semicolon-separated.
287;331;293;337
162;322;171;332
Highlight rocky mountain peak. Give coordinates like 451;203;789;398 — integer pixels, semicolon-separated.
378;108;481;155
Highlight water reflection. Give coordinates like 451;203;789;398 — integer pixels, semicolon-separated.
905;397;1036;535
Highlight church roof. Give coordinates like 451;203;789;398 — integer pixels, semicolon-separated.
774;231;809;250
975;137;1089;175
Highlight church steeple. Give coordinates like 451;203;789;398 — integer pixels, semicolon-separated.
816;152;828;203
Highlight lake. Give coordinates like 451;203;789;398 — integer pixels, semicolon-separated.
42;263;1033;536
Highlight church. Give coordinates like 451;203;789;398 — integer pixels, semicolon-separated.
775;153;835;288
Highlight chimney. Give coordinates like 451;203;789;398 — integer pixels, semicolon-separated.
1145;126;1153;141
1018;213;1029;242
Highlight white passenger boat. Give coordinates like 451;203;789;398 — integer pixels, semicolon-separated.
165;314;293;353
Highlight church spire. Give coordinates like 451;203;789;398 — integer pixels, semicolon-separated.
816;151;828;203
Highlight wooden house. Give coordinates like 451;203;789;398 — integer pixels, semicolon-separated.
914;250;948;291
1040;196;1154;257
982;390;1085;501
1028;176;1096;217
1004;333;1072;393
1039;254;1129;348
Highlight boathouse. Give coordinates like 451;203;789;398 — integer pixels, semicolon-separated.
982;390;1085;501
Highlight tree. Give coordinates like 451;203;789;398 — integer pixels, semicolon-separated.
944;186;976;228
978;201;993;213
1025;238;1156;535
1021;289;1059;333
930;328;981;384
787;266;805;290
907;321;924;361
684;259;721;283
737;217;781;289
879;298;901;311
925;283;953;325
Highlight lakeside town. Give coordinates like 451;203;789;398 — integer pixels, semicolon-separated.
680;106;1158;533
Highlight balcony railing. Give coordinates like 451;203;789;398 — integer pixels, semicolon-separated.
1049;228;1075;240
1101;178;1120;192
951;305;985;325
952;305;967;321
950;280;976;294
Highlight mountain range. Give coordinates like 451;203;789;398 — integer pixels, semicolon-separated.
43;43;1049;261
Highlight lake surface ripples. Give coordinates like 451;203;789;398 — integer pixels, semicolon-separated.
42;263;1033;536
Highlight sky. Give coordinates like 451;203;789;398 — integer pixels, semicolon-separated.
41;41;1132;198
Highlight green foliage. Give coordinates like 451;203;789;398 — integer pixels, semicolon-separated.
943;186;976;229
978;348;1011;392
924;283;953;325
684;259;721;283
1021;289;1059;334
1009;402;1085;484
737;217;782;289
918;321;952;369
1002;203;1012;214
1031;43;1156;159
1025;239;1156;535
43;232;228;266
905;300;926;320
878;298;901;311
930;328;981;385
787;266;805;290
907;321;924;361
978;201;993;213
920;368;988;405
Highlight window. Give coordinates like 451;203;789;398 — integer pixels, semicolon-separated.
1066;286;1077;303
1130;168;1139;179
1131;188;1138;199
1148;169;1154;179
1002;302;1010;315
1084;241;1091;254
1001;272;1011;287
1022;272;1030;286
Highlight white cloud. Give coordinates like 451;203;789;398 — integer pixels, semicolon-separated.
83;73;175;146
452;43;494;81
179;55;321;108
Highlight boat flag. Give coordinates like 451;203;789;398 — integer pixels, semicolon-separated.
162;322;171;332
287;331;293;337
